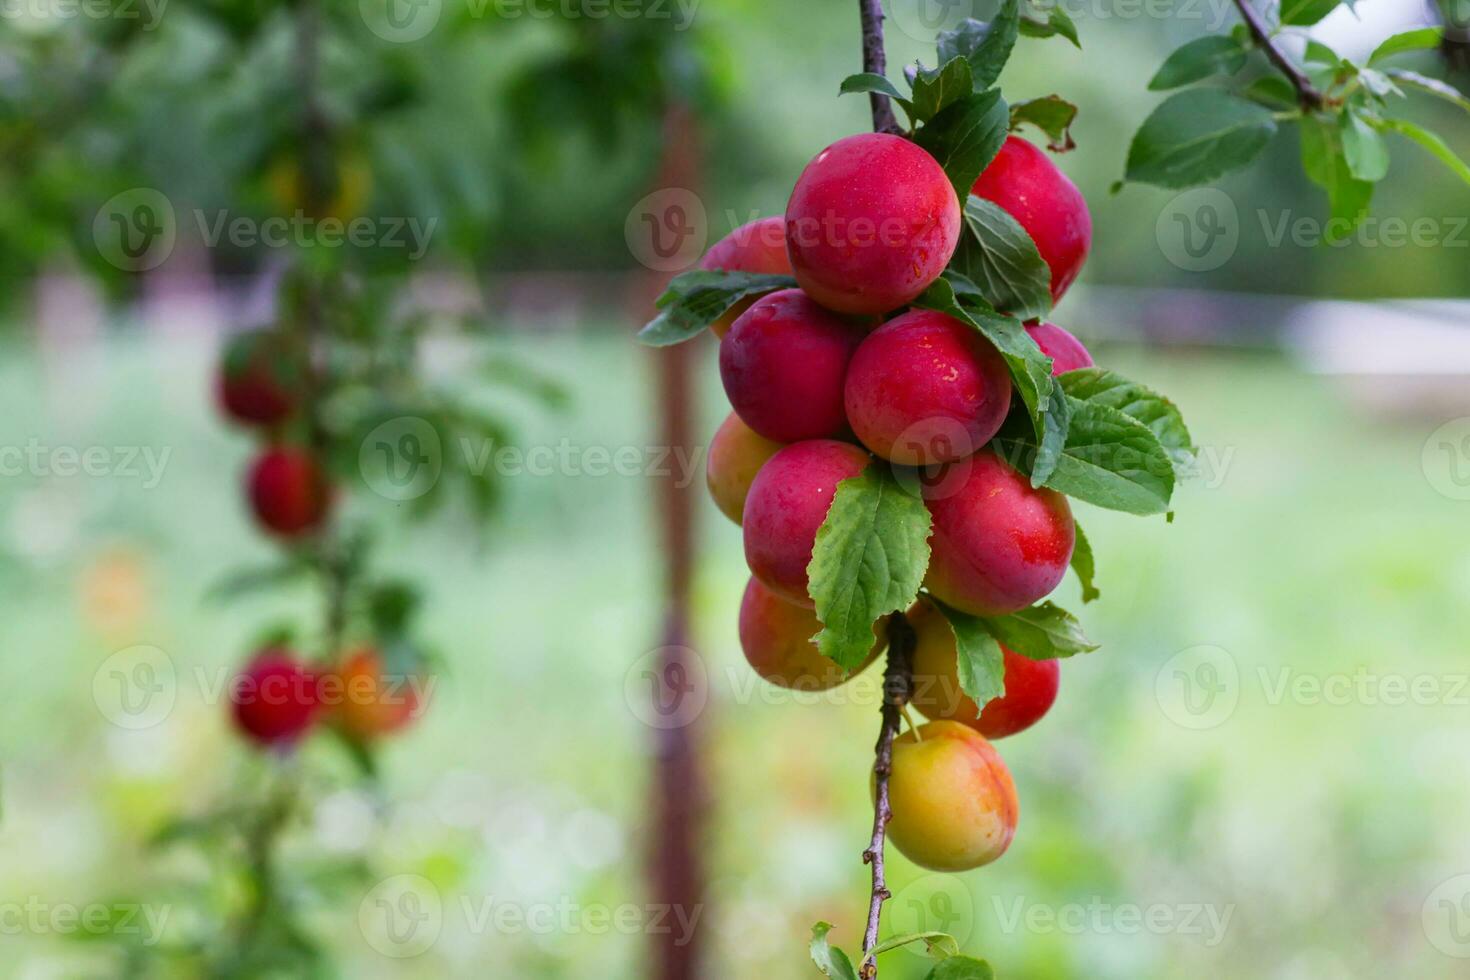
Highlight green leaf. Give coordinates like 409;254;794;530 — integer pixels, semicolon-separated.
1148;35;1249;91
1009;95;1078;152
1376;117;1470;186
1385;69;1470;113
1071;521;1099;603
912;58;976;123
810;923;861;980
870;932;961;958
1059;368;1197;477
936;2;1022;90
1302;39;1346;90
637;271;796;347
1340;109;1391;182
913;278;1057;455
914;90;1010;199
1355;67;1403;99
1280;0;1342;26
951;195;1053;322
1368;26;1443;64
1299;116;1374;239
1245;75;1299;109
984;602;1097;660
840;73;915;122
932;599;1006;711
996;397;1176;514
809;465;933;671
926;954;997;980
1125;90;1277;189
1019;3;1080;48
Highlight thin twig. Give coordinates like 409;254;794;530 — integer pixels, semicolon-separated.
858;0;902;135
860;614;916;979
853;4;908;973
1232;0;1326;110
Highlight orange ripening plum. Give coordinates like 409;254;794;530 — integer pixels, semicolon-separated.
327;648;422;740
737;577;883;690
701;217;793;338
786;133;960;315
880;720;1019;872
907;597;1060;739
707;412;784;526
972;136;1092;306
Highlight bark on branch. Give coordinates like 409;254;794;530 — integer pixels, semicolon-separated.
1232;0;1326;110
860;614;917;978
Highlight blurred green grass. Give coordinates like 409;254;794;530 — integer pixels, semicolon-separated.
1;325;1467;978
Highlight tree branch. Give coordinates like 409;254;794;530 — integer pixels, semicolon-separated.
858;0;902;135
1232;0;1325;110
860;613;916;979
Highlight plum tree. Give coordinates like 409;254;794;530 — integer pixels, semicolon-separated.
880;720;1018;872
719;288;866;443
923;449;1075;616
701;216;793;338
843;308;1012;465
246;447;333;538
743;439;871;606
230;651;320;747
1026;321;1094;375
739;577;881;689
907;598;1061;739
972;136;1092;306
217;331;299;427
327;648;421;741
786;133;960;315
706;411;784;525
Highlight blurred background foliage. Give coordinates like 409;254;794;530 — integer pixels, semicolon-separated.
1;0;1468;977
2;0;1465;299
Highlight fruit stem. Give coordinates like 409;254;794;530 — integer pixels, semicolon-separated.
1231;0;1326;111
857;0;902;135
860;612;917;979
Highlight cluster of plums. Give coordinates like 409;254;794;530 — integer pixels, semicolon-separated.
217;330;334;539
216;335;419;749
230;647;420;748
702;132;1094;872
